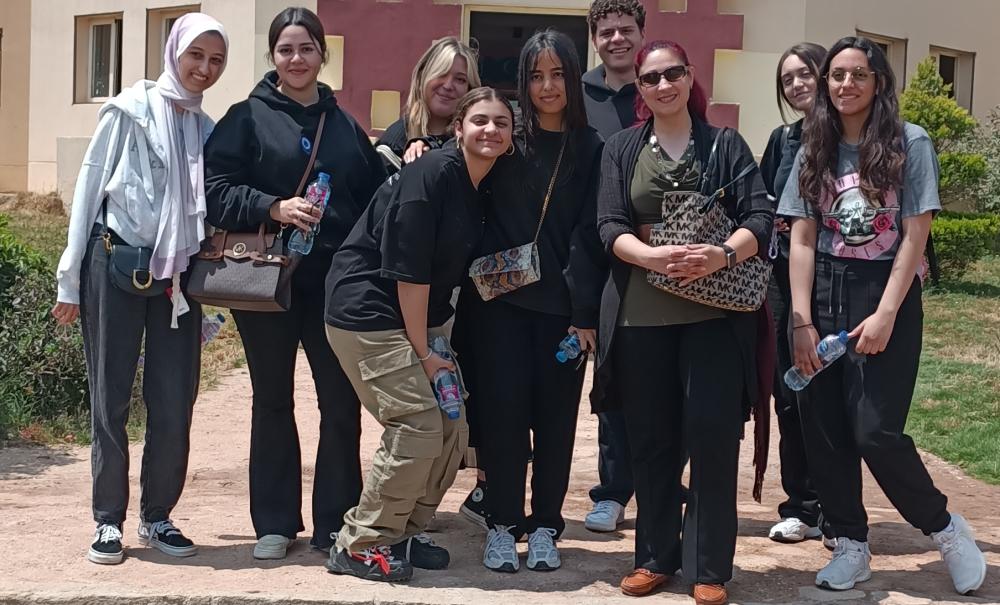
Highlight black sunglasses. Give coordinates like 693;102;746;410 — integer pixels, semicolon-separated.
637;65;689;88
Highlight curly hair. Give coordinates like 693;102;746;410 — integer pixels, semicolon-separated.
587;0;646;35
799;37;905;208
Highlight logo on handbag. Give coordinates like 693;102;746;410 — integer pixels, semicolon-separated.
232;242;247;255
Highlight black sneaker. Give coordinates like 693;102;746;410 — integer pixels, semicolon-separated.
138;519;197;557
460;481;489;529
326;545;413;582
88;523;124;565
390;533;450;570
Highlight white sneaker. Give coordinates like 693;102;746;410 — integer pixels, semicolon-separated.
253;534;292;560
932;514;987;595
483;525;519;573
584;500;625;532
769;517;822;543
816;538;872;590
526;527;560;571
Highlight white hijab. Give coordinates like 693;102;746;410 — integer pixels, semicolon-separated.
148;12;228;327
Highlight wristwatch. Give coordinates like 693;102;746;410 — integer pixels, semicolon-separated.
722;244;737;270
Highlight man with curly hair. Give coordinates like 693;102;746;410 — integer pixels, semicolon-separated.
583;0;646;139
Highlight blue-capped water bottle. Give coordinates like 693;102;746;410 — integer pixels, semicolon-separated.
430;336;462;420
784;330;850;391
200;312;226;346
555;333;581;363
288;172;331;255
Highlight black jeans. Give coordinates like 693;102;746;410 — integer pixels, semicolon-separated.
80;234;201;525
613;320;744;584
799;257;950;542
232;284;362;548
463;299;585;539
589;409;634;506
768;254;820;526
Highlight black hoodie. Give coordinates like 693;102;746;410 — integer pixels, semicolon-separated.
204;71;386;290
582;65;639;140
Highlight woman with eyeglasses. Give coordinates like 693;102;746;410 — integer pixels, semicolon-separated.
593;40;771;605
759;42;828;546
778;37;986;595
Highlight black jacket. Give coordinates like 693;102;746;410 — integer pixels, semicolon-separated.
204;72;386;290
759;120;803;259
582;65;638;141
591;116;774;414
375;118;453;175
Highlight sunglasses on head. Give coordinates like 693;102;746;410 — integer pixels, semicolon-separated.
637;65;689;88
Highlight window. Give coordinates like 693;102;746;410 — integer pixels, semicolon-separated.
930;46;975;111
856;30;907;92
74;14;123;103
146;5;200;79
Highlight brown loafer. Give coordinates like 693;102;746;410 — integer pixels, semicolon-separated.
693;583;728;605
620;568;668;596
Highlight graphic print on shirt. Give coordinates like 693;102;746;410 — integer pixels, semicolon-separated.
820;173;898;259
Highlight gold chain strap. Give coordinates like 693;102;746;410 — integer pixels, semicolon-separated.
531;136;568;244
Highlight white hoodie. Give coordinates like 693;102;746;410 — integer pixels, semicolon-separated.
56;80;214;304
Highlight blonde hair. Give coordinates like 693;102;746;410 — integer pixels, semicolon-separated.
405;37;481;141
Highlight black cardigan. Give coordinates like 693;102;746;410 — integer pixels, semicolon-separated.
759;119;803;260
590;116;774;414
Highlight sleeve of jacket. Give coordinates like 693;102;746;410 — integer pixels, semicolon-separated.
759;126;783;199
204;102;279;231
354;121;388;214
564;138;607;329
727;130;774;258
596;134;636;253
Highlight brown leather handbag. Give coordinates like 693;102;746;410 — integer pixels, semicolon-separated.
186;113;326;312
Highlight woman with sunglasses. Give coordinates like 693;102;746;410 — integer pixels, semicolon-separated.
779;37;986;595
593;40;771;605
759;42;828;546
452;30;604;574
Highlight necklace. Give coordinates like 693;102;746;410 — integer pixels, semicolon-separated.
649;132;695;188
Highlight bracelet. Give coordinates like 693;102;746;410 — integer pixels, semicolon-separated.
416;349;434;362
793;323;813;330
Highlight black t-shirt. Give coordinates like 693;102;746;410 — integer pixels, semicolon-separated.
325;146;483;331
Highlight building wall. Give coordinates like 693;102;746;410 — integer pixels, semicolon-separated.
0;0;32;191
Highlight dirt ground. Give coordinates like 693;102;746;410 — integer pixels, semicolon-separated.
1;355;997;605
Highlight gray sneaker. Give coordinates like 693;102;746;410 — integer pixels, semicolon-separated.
816;538;871;590
483;525;519;573
526;527;560;571
932;514;987;595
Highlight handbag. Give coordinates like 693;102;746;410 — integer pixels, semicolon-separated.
186;112;327;312
101;203;170;297
468;137;566;301
645;128;772;312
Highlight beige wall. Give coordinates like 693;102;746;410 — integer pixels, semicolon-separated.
0;0;31;191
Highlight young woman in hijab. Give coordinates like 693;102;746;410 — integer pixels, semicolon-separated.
53;12;229;565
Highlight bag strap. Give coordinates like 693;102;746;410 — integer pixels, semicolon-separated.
699;127;757;212
531;135;568;244
295;112;327;197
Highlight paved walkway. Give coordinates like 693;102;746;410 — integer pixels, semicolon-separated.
1;355;998;605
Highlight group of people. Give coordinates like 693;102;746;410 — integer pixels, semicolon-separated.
52;2;988;604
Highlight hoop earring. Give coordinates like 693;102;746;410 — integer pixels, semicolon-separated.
505;144;515;156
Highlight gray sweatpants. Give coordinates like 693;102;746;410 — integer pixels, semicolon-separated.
79;232;201;525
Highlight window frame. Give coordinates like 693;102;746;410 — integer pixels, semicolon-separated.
930;45;975;112
856;30;907;93
74;13;124;104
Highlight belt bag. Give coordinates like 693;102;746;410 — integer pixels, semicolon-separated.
468;137;566;302
101;205;169;298
645;129;771;312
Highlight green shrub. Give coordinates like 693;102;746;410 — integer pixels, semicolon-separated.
931;212;1000;279
963;106;1000;214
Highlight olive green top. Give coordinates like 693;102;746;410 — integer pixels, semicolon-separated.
619;139;725;327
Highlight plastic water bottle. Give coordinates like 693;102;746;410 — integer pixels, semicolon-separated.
201;312;226;346
288;172;331;255
784;330;850;391
429;336;462;420
555;334;582;363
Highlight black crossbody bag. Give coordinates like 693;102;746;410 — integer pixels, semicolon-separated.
101;202;170;297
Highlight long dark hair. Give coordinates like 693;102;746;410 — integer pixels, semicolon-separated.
776;42;826;124
450;87;515;141
633;40;708;123
516;30;588;141
799;37;905;207
267;7;328;64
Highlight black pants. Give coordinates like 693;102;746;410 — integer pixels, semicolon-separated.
767;254;820;526
232;285;362;548
614;320;744;584
463;299;585;539
799;257;950;542
589;409;634;506
79;234;201;525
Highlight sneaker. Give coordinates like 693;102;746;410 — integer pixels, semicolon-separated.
460;481;489;530
326;544;413;582
932;514;987;595
526;527;560;571
585;500;625;532
88;523;124;565
138;519;197;557
483;525;519;573
253;534;292;560
769;517;822;543
390;533;450;570
816;538;872;590
823;535;837;551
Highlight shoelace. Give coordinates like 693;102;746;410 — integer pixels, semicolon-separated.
831;538;866;563
486;525;517;555
149;519;182;538
592;500;619;518
354;545;396;575
412;533;435;545
528;528;558;553
96;524;122;544
935;527;964;557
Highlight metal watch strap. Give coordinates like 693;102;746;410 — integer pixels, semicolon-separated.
722;244;737;269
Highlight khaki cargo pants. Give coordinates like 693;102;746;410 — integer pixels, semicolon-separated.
326;324;469;552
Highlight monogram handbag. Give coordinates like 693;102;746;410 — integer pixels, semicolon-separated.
645;129;772;312
186;113;326;311
468;138;566;301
